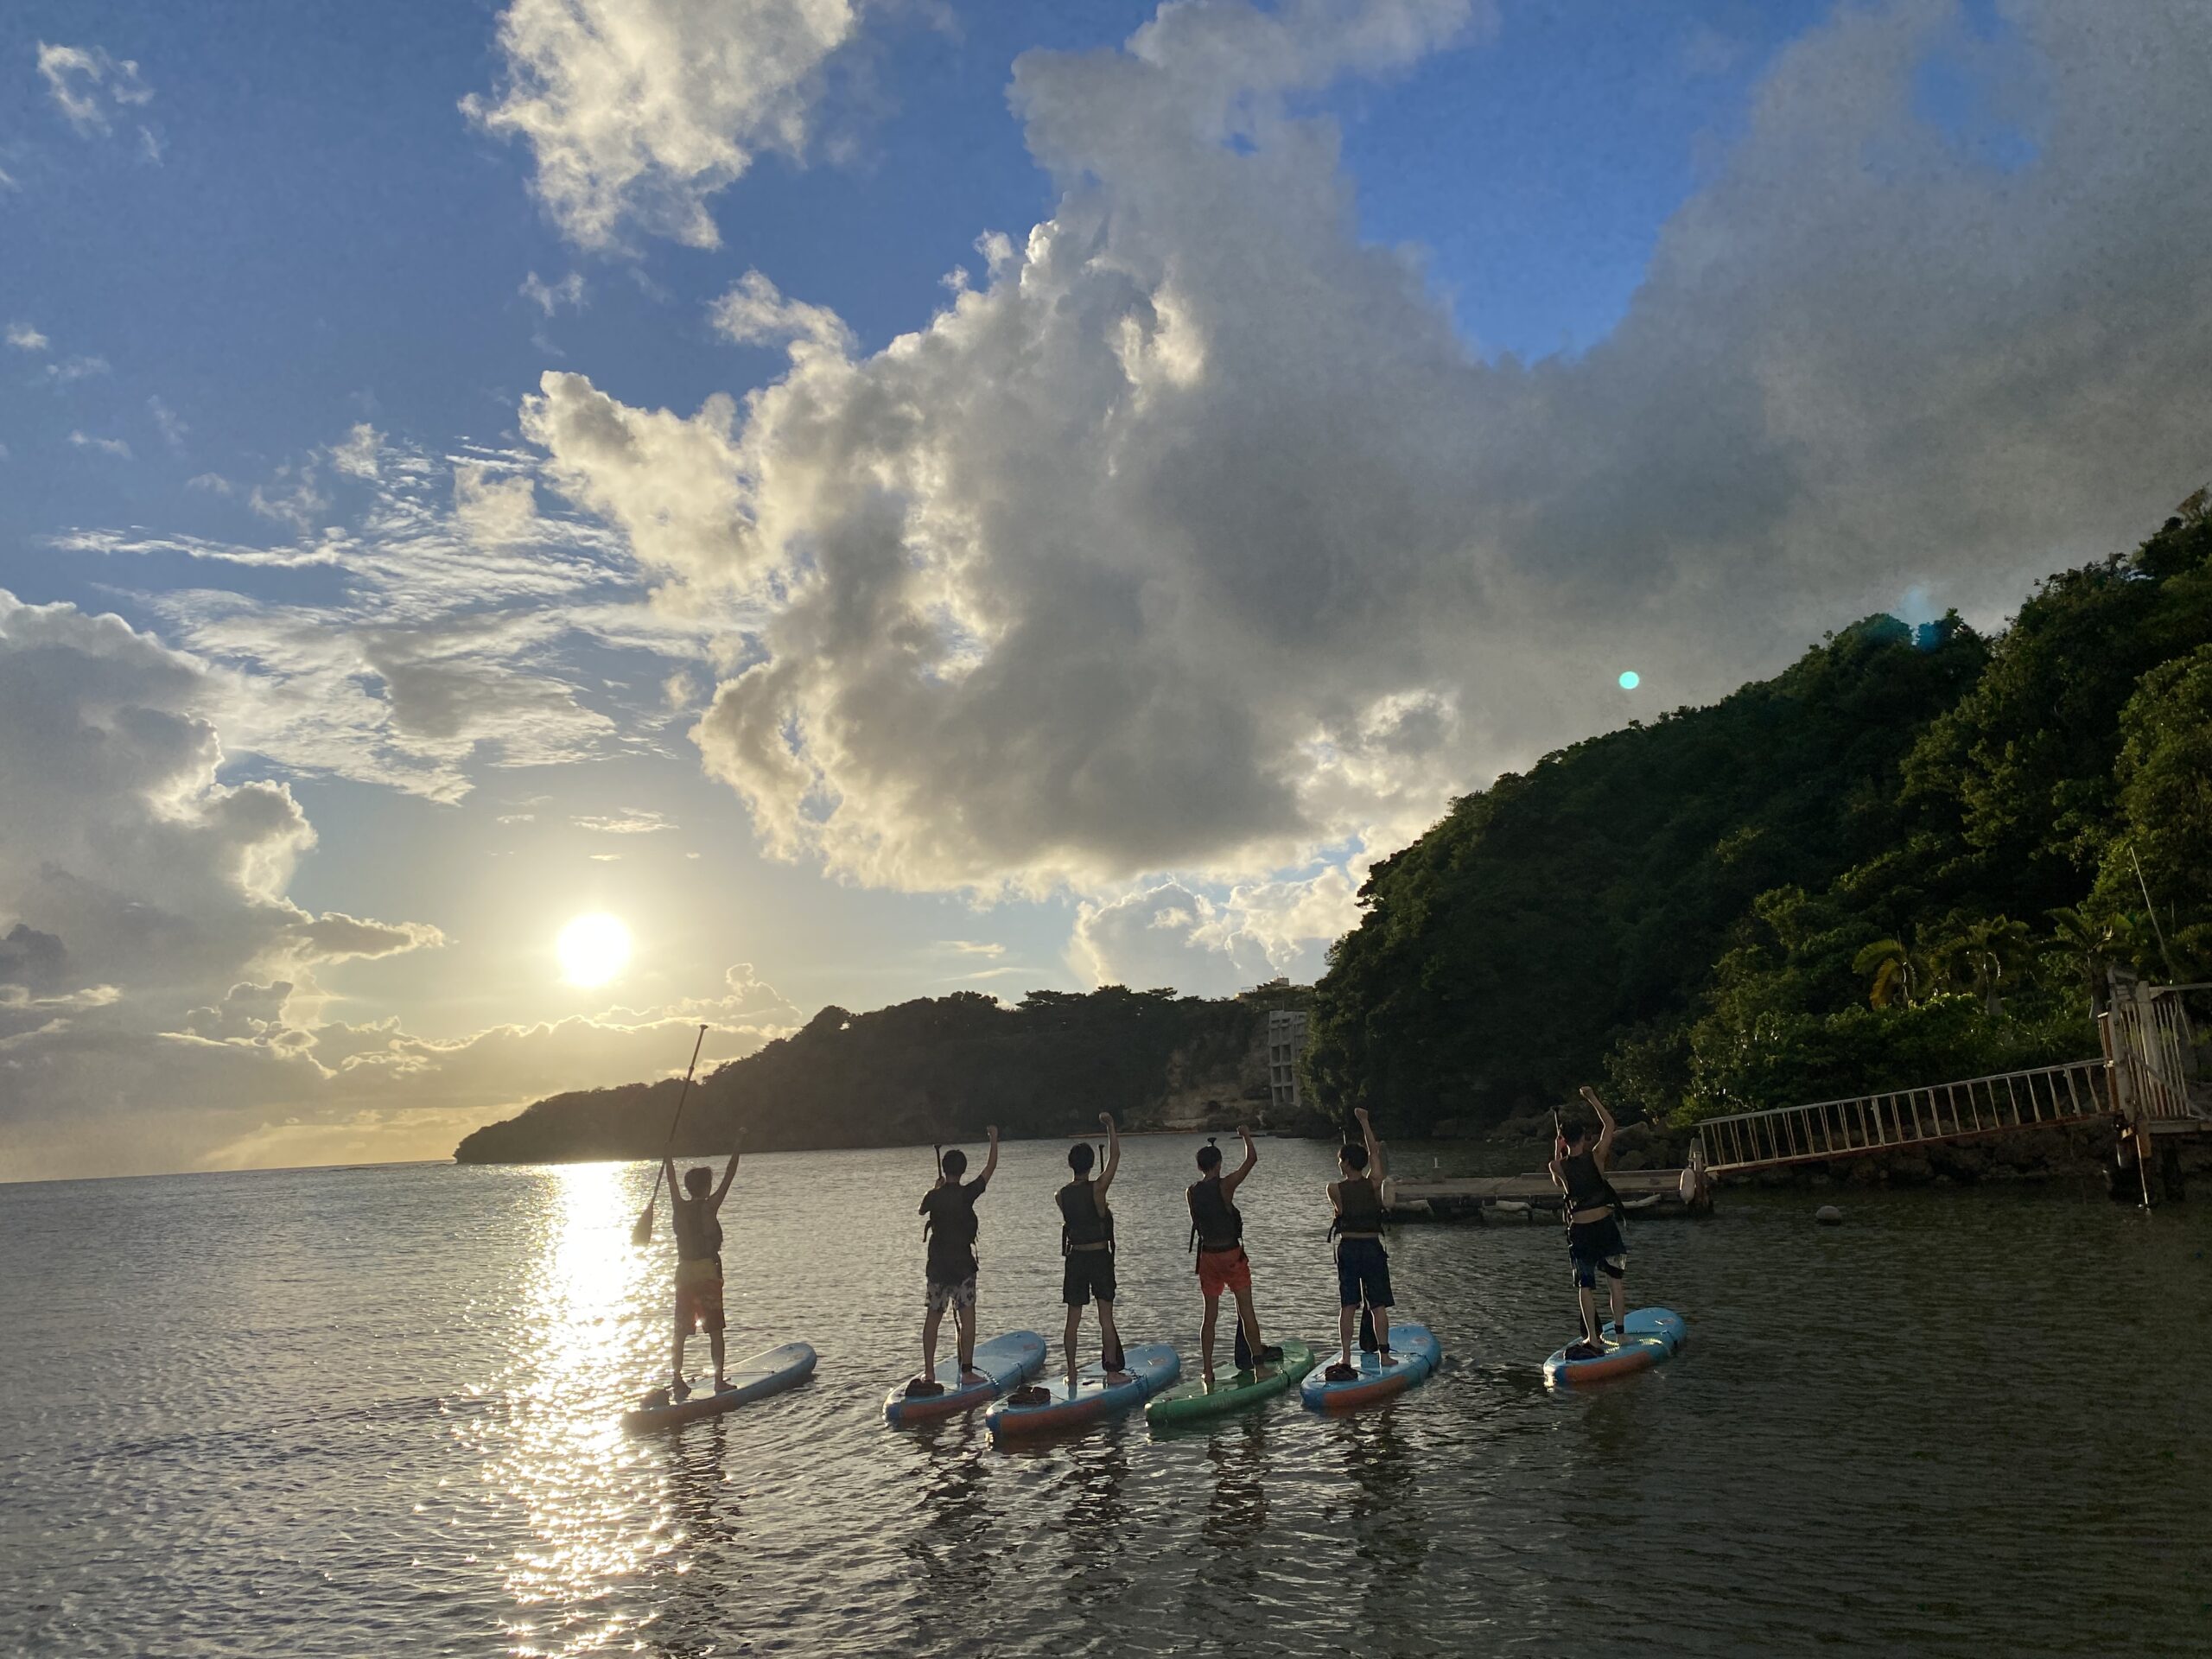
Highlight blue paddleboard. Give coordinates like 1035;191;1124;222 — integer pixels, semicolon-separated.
984;1343;1179;1441
884;1331;1047;1426
1543;1306;1687;1388
622;1341;816;1432
1299;1324;1440;1413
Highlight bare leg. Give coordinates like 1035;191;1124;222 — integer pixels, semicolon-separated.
955;1301;978;1378
1098;1300;1124;1375
671;1307;689;1389
1231;1284;1264;1358
1201;1294;1220;1379
1577;1284;1600;1344
1064;1304;1083;1385
922;1304;944;1378
709;1328;727;1385
1609;1274;1628;1339
1372;1303;1395;1358
1338;1303;1357;1367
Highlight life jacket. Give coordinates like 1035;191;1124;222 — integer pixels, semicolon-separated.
1057;1179;1114;1254
1187;1176;1243;1253
923;1181;980;1266
671;1192;722;1261
1331;1174;1385;1238
1560;1149;1622;1223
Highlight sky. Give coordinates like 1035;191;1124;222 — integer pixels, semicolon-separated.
3;0;2209;1181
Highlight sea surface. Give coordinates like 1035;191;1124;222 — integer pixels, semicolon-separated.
2;1135;2207;1656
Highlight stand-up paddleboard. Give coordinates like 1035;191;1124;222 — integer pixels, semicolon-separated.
622;1341;817;1432
883;1331;1047;1427
1300;1325;1440;1414
985;1343;1179;1442
1147;1338;1317;1428
1543;1306;1687;1388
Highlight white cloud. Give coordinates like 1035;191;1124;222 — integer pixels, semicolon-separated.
462;0;864;250
36;41;153;134
709;269;853;357
571;809;677;834
505;0;2212;964
185;473;233;496
521;270;588;315
148;396;187;449
453;461;539;544
67;429;131;458
42;355;111;385
5;322;48;353
328;422;383;480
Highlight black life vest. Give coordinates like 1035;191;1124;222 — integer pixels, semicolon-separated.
923;1181;981;1265
1058;1179;1114;1254
1560;1149;1621;1223
1332;1174;1385;1237
1187;1177;1243;1253
671;1192;722;1261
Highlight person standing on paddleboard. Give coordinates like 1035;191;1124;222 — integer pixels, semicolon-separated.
913;1128;998;1392
1058;1113;1128;1384
1189;1127;1283;1382
664;1128;741;1400
1325;1108;1398;1381
1550;1084;1629;1361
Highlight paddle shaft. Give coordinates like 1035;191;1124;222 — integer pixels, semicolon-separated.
638;1024;710;1230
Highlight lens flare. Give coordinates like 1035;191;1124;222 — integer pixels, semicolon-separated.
556;913;632;987
1618;671;1641;690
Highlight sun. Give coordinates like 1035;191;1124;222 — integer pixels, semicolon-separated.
556;912;632;988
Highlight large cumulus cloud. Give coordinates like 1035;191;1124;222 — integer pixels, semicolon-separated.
514;0;2212;958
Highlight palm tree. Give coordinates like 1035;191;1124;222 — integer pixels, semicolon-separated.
1853;937;1922;1008
1956;915;2032;1014
2047;906;2133;1012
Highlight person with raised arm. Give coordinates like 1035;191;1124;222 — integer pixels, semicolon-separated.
1058;1112;1128;1383
664;1128;741;1400
1550;1084;1630;1360
1188;1125;1283;1382
912;1126;999;1394
1324;1107;1399;1381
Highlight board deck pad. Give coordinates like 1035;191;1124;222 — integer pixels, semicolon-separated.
1543;1306;1687;1389
883;1330;1048;1426
1147;1338;1318;1428
621;1341;817;1432
1299;1324;1440;1414
984;1342;1179;1441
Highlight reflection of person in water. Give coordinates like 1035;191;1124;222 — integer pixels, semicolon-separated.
1201;1416;1270;1553
643;1421;740;1659
1338;1411;1428;1628
1057;1436;1134;1612
905;1435;995;1646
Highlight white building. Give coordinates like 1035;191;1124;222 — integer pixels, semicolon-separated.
1267;1008;1309;1116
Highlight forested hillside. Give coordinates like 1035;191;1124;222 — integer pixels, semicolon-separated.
454;985;1310;1163
1307;508;2212;1132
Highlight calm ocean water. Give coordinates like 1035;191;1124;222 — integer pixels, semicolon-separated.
2;1135;2206;1656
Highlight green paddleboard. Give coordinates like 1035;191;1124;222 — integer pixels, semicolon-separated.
1146;1338;1318;1427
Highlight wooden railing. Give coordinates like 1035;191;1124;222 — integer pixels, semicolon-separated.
1691;1058;2113;1175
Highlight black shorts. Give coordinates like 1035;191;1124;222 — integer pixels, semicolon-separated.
1062;1249;1117;1306
1568;1215;1628;1289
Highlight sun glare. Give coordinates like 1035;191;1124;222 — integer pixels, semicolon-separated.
556;913;632;987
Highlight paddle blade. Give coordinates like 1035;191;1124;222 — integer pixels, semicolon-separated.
631;1203;655;1247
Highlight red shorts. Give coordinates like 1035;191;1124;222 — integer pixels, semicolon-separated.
675;1257;726;1334
1197;1246;1252;1299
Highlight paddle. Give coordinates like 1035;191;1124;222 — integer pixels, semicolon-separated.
631;1023;710;1248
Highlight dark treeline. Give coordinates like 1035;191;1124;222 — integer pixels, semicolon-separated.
1308;508;2212;1133
455;985;1303;1163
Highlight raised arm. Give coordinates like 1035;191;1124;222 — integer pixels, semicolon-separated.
1580;1085;1617;1167
1223;1124;1259;1197
1548;1123;1568;1192
1356;1107;1387;1185
1095;1113;1121;1198
976;1124;1000;1187
662;1154;680;1198
710;1127;743;1205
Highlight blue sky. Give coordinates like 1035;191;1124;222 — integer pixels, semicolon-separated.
3;0;2208;1178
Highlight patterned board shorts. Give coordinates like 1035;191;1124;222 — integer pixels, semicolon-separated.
925;1273;978;1315
1568;1216;1629;1289
675;1256;726;1334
